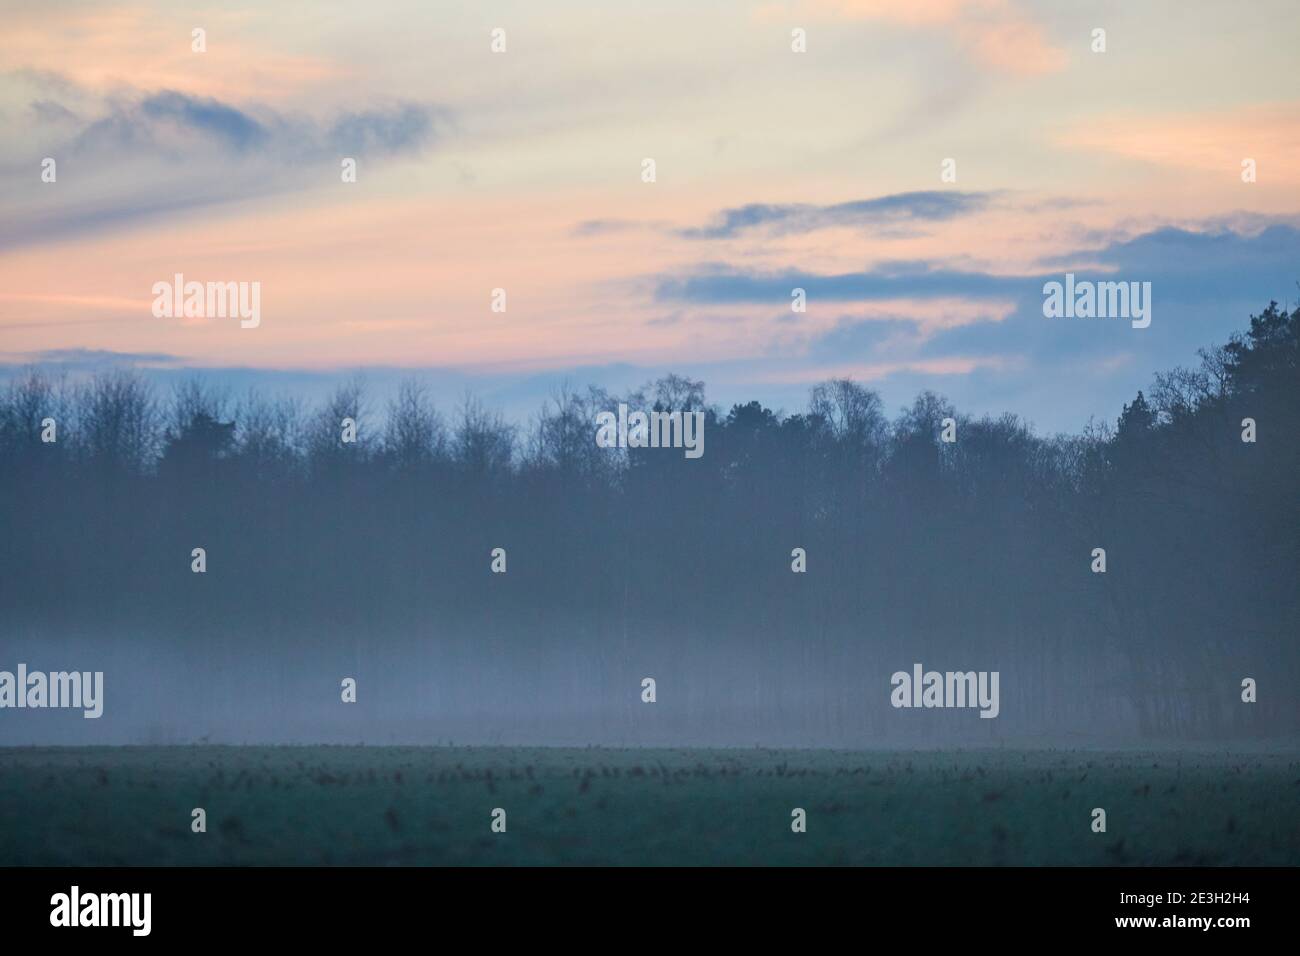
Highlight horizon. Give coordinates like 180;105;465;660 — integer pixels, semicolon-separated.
0;288;1289;441
4;0;1300;434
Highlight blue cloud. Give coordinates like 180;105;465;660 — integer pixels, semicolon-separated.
137;91;268;151
35;348;184;366
807;317;922;361
654;222;1300;431
679;191;995;239
326;104;435;155
571;219;643;237
657;224;1300;318
656;260;1028;303
924;224;1300;356
56;89;441;162
0;87;446;250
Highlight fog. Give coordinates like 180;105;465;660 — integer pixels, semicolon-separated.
2;304;1297;748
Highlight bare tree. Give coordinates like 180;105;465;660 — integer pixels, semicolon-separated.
78;370;159;475
383;378;446;470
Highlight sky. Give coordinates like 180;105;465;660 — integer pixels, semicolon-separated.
2;0;1299;434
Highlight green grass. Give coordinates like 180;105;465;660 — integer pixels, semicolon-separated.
1;746;1296;865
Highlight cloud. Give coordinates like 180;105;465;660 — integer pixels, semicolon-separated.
652;223;1300;406
8;222;1294;436
657;223;1300;311
955;13;1064;76
921;225;1300;365
752;354;1014;385
132;91;269;151
571;219;647;237
679;191;995;239
806;316;923;359
0;85;446;250
0;348;185;370
55;89;441;163
655;259;1025;304
807;0;1066;76
0;6;346;101
1055;103;1300;183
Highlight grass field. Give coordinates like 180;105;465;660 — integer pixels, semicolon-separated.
1;746;1296;865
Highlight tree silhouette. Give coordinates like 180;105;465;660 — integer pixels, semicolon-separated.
1;301;1296;744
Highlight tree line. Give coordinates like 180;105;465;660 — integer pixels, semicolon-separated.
1;302;1296;743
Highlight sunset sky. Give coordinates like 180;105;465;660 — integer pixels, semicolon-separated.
2;0;1299;432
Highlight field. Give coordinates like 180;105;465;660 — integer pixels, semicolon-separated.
1;746;1296;866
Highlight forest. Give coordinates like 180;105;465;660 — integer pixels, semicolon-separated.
1;302;1296;746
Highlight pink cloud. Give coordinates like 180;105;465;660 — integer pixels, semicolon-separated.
0;4;345;102
806;0;1066;76
1056;103;1300;185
